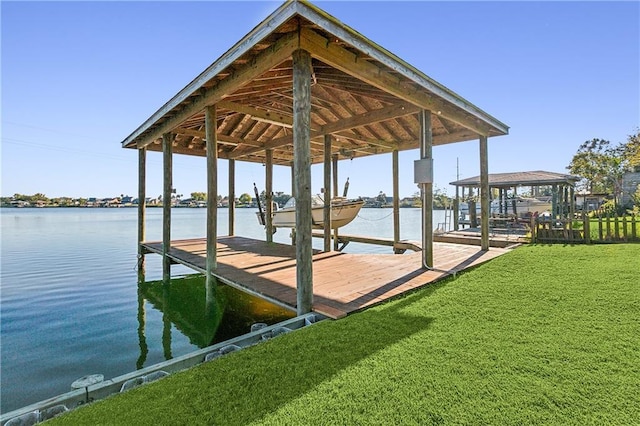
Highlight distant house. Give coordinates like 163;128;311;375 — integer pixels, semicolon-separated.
575;191;608;212
103;198;120;207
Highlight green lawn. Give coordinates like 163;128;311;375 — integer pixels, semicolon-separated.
51;244;639;425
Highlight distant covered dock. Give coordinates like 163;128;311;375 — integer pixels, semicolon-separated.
122;0;509;316
450;170;580;229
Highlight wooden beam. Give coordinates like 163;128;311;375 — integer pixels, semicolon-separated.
392;149;400;251
230;102;414;158
323;134;332;252
228;159;235;236
137;147;146;282
479;135;490;251
205;105;218;291
419;110;433;269
265;148;274;242
174;127;264;148
332;153;339;251
162;133;173;285
299;27;492;137
218;100;294;128
319;102;418;137
136;31;299;149
293;49;313;315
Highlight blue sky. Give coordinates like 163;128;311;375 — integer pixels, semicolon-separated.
2;1;638;199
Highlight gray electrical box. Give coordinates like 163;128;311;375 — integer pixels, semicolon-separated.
414;158;433;184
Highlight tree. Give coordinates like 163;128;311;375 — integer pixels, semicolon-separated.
191;192;206;201
568;139;620;193
238;193;252;205
568;138;627;210
433;185;452;209
622;130;640;171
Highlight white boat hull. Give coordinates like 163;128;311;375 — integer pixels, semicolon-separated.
267;198;364;229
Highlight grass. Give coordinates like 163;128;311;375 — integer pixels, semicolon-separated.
50;244;639;425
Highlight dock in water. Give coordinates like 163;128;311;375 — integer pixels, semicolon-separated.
142;236;511;319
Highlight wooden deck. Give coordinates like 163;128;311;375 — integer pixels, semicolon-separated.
142;236;512;319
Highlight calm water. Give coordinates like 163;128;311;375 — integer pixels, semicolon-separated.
0;207;446;413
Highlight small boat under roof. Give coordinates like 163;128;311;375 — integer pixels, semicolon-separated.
257;195;364;230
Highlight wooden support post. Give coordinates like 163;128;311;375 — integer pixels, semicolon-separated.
569;185;575;220
137;147;146;283
332;154;339;198
552;184;558;219
265;148;274;242
453;186;459;231
392;149;400;252
293;49;313;315
479;135;490;251
583;211;591;244
419;110;433;269
205;105;218;294
323;135;332;252
332;154;339;251
468;188;476;228
228;159;235;236
162;133;173;285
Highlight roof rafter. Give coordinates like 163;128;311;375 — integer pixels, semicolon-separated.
229;101;417;159
299;27;493;137
135;30;300;148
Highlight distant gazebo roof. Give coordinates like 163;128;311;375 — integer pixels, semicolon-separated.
450;170;580;188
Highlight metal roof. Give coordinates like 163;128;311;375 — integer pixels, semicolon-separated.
121;0;509;165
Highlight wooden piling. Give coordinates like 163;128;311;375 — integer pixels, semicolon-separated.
205;105;218;291
392;149;400;252
228;159;235;236
265;148;274;242
137;147;146;282
323;135;332;252
162;133;173;285
419;110;433;269
332;154;339;252
479;135;489;251
293;49;313;315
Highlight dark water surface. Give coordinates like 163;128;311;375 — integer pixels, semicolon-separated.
1;207;442;413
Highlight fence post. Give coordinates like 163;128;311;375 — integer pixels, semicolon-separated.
632;213;638;241
622;215;628;241
583;211;590;244
530;215;537;243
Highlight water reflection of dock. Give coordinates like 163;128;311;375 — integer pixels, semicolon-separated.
142;236;510;319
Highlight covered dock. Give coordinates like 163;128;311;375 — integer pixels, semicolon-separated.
141;237;510;319
122;0;509;315
450;170;580;230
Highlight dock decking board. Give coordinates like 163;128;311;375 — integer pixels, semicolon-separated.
142;236;510;319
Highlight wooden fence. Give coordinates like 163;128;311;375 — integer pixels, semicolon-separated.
532;213;640;244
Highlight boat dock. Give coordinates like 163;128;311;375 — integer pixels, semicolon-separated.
142;236;511;319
